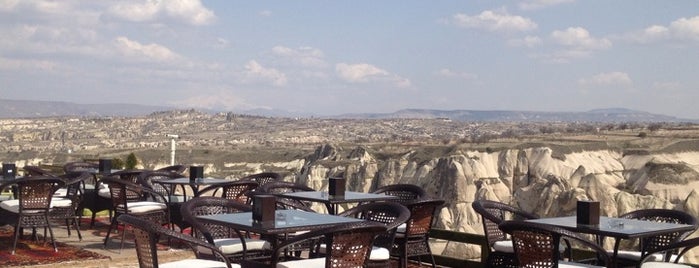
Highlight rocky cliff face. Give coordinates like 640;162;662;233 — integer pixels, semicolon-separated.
287;144;699;261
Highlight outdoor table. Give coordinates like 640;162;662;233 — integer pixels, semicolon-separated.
527;216;696;265
153;177;229;199
277;191;400;214
196;209;364;262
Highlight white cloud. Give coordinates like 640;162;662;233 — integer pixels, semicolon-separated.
669;16;699;41
447;10;537;32
619;16;699;43
578;72;632;87
434;68;478;80
106;0;215;25
114;36;180;62
551;27;611;50
0;56;59;71
243;60;287;87
259;10;272;17
518;0;575;11
508;35;543;47
271;46;326;68
336;63;411;88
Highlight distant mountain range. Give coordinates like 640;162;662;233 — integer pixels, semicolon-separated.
0;98;694;123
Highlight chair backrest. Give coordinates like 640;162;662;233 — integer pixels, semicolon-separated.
15;176;65;211
111;169;147;184
58;171;91;203
371;184;428;204
117;214;232;268
619;209;699;255
323;223;387;267
403;198;445;237
499;220;612;268
23;166;56;177
239;172;282;187
101;176;164;210
180;196;253;241
195;180;259;204
137;170;182;198
339;201;410;249
472;199;539;248
258;181;315;211
155;165;187;175
63;161;98;173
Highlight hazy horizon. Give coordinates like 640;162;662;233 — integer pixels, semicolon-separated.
2;1;699;119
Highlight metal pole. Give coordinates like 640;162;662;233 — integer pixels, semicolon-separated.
170;137;176;166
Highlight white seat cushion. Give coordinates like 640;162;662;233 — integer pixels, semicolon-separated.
167;195;189;203
1;198;71;213
120;201;167;213
197;238;271;255
98;188;111;198
276;257;325;268
613;250;683;263
493;240;515;253
559;260;605;268
641;262;694;268
159;258;239;268
51;197;73;208
54;188;68;196
368;246;390;260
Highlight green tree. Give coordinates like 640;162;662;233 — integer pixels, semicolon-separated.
112;158;125;169
125;153;138;169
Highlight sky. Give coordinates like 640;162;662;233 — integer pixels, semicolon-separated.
2;1;699;119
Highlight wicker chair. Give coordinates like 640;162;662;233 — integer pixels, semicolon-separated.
196;180;259;205
257;181;315;212
499;220;613;268
371;184;428;204
0;176;65;254
138;170;190;231
180;196;272;262
472;199;540;268
338;202;411;268
243;222;387;268
614;209;699;266
391;198;445;268
101;176;169;250
50;171;91;240
639;236;699;268
239;172;283;187
23;165;56;177
117;214;237;268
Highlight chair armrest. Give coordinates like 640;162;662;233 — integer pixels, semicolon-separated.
158;223;234;268
641;237;699;264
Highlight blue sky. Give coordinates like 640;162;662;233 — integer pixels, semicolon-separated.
2;1;699;119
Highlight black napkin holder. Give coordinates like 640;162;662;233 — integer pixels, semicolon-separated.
189;166;204;182
2;163;16;179
576;200;600;225
98;158;112;173
329;177;346;198
253;195;276;224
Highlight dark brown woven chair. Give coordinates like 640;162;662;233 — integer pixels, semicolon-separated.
239;172;283;187
614;209;699;266
472;199;540;268
0;176;65;254
338;202;411;268
196;180;259;205
101;176;169;250
64;161;112;227
242;222;387;268
181;196;272;262
257;181;315;212
499;220;612;268
156;164;187;175
391;198;445;268
639;236;699;268
371;184;428;204
117;214;236;268
50;171;91;240
138;170;190;231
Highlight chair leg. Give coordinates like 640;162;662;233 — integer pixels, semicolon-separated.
65;219;72;236
46;218;58;252
73;217;82;241
11;224;21;255
103;215;118;248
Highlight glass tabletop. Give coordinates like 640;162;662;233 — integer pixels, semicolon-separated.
527;216;696;239
154;177;228;185
196;209;363;234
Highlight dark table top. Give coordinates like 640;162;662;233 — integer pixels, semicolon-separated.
527;216;696;239
196;209;363;235
278;191;399;204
